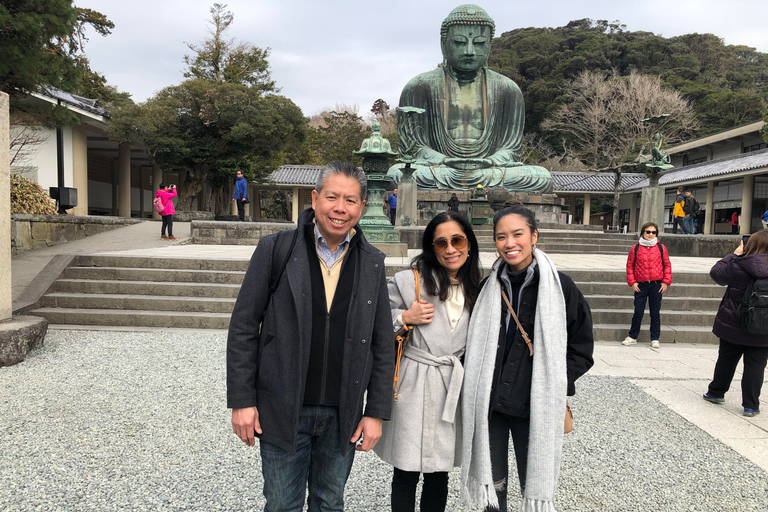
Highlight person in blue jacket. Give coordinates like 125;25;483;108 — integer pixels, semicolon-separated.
388;188;398;225
233;170;248;221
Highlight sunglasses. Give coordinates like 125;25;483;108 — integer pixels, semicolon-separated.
644;230;657;235
433;235;468;253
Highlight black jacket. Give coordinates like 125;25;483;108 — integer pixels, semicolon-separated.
489;264;595;418
226;209;394;455
711;253;768;347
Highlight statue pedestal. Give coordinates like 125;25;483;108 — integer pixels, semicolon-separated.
414;190;564;225
470;199;492;225
396;181;418;228
638;186;665;230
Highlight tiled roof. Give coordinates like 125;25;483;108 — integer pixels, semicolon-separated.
39;86;110;118
551;172;648;193
267;165;323;186
624;148;768;191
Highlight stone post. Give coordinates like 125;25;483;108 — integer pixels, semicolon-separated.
638;187;665;231
741;175;755;235
396;178;418;227
71;123;88;216
629;193;638;233
704;182;714;235
1;93;10;321
152;164;162;220
244;184;251;219
118;143;131;217
230;182;237;215
291;186;300;223
582;193;591;225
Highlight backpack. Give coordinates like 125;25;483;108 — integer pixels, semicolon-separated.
738;277;768;336
153;196;165;214
691;198;701;216
633;243;664;272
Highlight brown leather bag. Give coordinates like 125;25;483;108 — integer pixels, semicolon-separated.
393;269;420;401
501;289;573;434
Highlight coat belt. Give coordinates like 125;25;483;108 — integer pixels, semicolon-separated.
404;345;464;424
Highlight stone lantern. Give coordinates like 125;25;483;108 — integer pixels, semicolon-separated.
353;122;407;256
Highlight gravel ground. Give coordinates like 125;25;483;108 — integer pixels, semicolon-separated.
1;330;767;511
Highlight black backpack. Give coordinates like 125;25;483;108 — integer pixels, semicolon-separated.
692;198;701;216
738;277;768;336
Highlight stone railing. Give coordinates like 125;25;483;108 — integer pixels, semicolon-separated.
11;214;141;255
191;220;294;245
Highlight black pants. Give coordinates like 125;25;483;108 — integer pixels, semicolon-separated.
161;215;173;237
628;281;663;341
672;216;685;234
391;467;449;512
708;338;768;410
486;412;530;512
236;200;245;221
390;208;396;225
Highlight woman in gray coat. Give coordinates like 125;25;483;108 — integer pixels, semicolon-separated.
375;211;482;512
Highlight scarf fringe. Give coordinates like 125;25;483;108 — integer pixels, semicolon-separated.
461;476;499;509
520;498;558;512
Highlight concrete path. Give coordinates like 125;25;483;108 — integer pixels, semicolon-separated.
9;220;765;475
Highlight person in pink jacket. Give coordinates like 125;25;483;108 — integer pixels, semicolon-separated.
622;222;673;348
156;183;177;241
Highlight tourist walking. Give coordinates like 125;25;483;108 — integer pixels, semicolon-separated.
388;188;398;225
622;222;673;349
673;187;686;234
156;183;177;241
447;193;460;212
232;170;248;221
703;230;768;417
375;211;482;512
227;161;393;511
731;211;739;234
460;203;594;512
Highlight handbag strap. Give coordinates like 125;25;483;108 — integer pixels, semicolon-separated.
393;268;421;401
501;289;533;356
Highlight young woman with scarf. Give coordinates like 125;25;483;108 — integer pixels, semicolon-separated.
460;204;594;512
621;222;673;349
375;211;482;512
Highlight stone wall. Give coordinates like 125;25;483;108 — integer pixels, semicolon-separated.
11;214;141;255
191;220;294;245
660;234;745;258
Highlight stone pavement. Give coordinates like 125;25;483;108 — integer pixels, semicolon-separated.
9;220;766;475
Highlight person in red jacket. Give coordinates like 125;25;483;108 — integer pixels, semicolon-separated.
622;222;673;348
156;183;177;241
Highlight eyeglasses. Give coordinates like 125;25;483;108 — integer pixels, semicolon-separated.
644;230;657;235
433;235;468;253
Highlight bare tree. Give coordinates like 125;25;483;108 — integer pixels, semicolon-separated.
9;124;47;167
542;70;698;226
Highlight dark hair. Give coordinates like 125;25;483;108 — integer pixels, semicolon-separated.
493;203;538;236
159;182;167;189
744;229;768;260
639;222;659;237
412;211;482;312
316;161;367;201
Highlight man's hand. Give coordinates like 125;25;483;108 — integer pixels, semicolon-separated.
231;406;261;446
402;300;434;325
659;283;668;294
241;198;247;202
350;417;382;452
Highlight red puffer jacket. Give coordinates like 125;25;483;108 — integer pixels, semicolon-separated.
626;243;672;286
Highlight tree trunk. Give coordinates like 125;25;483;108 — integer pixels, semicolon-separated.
612;170;622;230
214;184;229;215
176;165;207;211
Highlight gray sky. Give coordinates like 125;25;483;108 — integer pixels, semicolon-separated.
82;0;768;117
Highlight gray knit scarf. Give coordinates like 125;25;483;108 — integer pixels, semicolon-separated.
461;249;568;512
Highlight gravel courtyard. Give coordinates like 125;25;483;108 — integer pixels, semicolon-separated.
1;330;767;511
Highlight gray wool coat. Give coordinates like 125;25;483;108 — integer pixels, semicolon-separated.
374;269;469;473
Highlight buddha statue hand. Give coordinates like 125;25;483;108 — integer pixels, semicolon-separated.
443;157;493;170
387;166;403;183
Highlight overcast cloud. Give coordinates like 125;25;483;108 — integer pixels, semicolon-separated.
81;0;768;117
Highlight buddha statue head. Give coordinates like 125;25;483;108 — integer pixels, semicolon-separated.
440;4;495;75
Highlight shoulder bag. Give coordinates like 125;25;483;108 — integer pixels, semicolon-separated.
393;268;420;401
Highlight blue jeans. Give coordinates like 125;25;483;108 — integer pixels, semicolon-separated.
628;282;663;341
260;406;354;512
684;215;695;235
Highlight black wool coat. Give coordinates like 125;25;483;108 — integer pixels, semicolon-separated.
711;253;768;347
226;209;394;455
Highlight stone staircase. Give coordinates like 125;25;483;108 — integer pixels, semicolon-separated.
29;256;248;329
474;226;637;255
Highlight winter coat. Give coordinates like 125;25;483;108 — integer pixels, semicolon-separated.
447;196;460;211
673;193;685;218
233;176;248;200
626;243;672;286
155;188;176;216
374;269;468;473
489;264;594;417
710;253;768;347
226;208;394;455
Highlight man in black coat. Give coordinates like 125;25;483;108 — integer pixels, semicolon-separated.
227;161;394;511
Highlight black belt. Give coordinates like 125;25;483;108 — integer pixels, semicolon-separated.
639;280;662;284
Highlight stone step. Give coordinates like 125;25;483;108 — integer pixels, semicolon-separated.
40;293;236;313
574;282;723;298
63;266;246;285
590;308;716;327
585;295;721;311
567;270;715;285
53;279;241;298
75;255;251;271
593;324;719;344
29;307;231;329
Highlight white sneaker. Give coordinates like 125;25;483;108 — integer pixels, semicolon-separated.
621;337;637;345
651;340;660;349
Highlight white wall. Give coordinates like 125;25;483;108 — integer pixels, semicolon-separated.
9;125;73;193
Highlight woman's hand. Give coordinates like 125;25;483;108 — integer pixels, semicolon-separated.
734;240;745;256
402;300;434;325
659;283;668;294
631;283;640;293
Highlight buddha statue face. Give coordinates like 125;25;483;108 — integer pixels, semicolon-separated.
442;24;491;74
